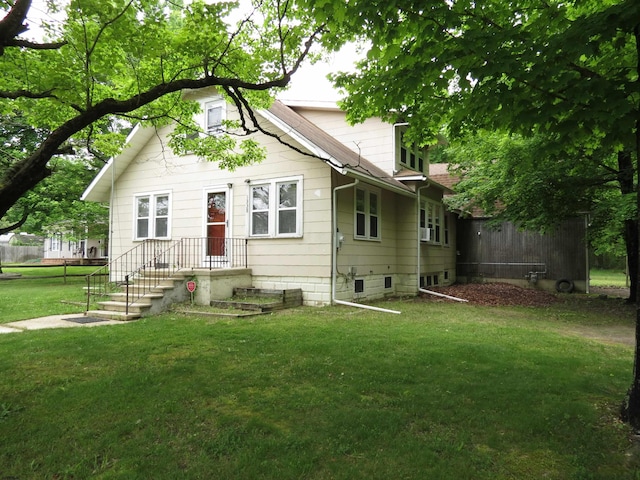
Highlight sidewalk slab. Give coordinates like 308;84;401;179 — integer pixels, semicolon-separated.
0;325;21;334
1;314;124;333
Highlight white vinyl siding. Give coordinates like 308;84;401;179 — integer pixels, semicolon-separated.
249;176;302;238
355;186;380;241
134;192;171;240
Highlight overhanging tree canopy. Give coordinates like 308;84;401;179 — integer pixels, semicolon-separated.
0;0;324;232
305;0;640;425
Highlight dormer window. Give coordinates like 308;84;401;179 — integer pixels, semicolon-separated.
395;126;427;173
204;99;225;134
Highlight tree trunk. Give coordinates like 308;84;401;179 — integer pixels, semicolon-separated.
618;150;637;303
621;22;640;428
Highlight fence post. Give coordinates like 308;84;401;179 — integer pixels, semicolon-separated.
86;275;90;313
63;260;67;284
125;274;129;316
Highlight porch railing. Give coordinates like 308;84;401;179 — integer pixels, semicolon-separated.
85;237;248;315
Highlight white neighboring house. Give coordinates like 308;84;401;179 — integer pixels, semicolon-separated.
43;233;107;262
82;89;457;306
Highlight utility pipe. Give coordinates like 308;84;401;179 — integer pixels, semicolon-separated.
332;179;401;314
416;183;468;303
419;288;468;303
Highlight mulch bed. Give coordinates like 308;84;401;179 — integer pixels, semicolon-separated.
421;282;558;307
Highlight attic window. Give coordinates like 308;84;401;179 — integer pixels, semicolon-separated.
204;99;225;134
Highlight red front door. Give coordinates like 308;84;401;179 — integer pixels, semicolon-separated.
206;191;227;258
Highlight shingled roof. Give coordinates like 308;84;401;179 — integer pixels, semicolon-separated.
266;100;414;195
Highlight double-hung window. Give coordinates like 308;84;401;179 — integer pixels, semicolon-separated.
395;126;427;173
420;200;442;243
355;186;380;240
50;235;61;251
204;98;225;135
249;176;302;237
134;192;171;240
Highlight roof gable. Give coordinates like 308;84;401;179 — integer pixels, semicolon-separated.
265;101;413;195
83;98;417;202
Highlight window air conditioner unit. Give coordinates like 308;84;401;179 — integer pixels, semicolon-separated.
420;228;434;242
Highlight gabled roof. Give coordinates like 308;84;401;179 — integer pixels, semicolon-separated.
81;124;157;203
429;163;490;218
262;101;414;196
83;99;419;203
428;163;458;191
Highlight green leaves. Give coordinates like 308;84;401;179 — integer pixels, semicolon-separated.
0;0;326;220
317;0;639;156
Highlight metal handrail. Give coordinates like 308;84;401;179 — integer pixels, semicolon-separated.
85;237;248;314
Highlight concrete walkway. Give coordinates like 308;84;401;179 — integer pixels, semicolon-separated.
0;314;126;334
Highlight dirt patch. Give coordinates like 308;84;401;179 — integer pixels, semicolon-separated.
423;282;558;307
419;282;635;346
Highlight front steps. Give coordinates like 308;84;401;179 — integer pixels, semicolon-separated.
209;287;303;313
85;271;186;321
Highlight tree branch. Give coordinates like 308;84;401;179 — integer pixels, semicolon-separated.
0;205;30;235
0;0;31;55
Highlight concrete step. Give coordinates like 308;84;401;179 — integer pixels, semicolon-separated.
85;310;141;321
96;301;152;314
119;284;174;295
109;292;163;302
136;270;187;280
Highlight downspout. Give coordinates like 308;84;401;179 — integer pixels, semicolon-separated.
109;158;115;263
416;182;468;303
332;178;401;314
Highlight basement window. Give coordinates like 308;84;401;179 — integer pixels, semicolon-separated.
385;276;392;289
355;279;364;293
422;274;440;287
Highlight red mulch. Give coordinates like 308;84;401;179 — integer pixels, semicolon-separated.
421;282;558;307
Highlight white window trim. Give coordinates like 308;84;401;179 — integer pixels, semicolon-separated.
354;185;381;241
395;125;427;174
201;96;226;135
421;200;443;244
133;190;172;241
248;176;303;238
50;235;62;251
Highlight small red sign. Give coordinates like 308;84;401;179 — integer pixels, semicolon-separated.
186;281;197;293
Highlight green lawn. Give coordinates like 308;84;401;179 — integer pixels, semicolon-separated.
591;268;629;288
0;266;100;322
0;296;637;479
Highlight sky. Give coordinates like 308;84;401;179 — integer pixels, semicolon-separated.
278;45;361;103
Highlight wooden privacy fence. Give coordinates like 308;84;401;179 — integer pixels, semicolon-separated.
456;217;588;283
0;245;43;264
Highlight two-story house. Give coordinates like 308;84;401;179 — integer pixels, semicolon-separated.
82;90;456;312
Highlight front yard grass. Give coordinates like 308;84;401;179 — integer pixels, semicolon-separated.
0;296;637;479
0;266;97;322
